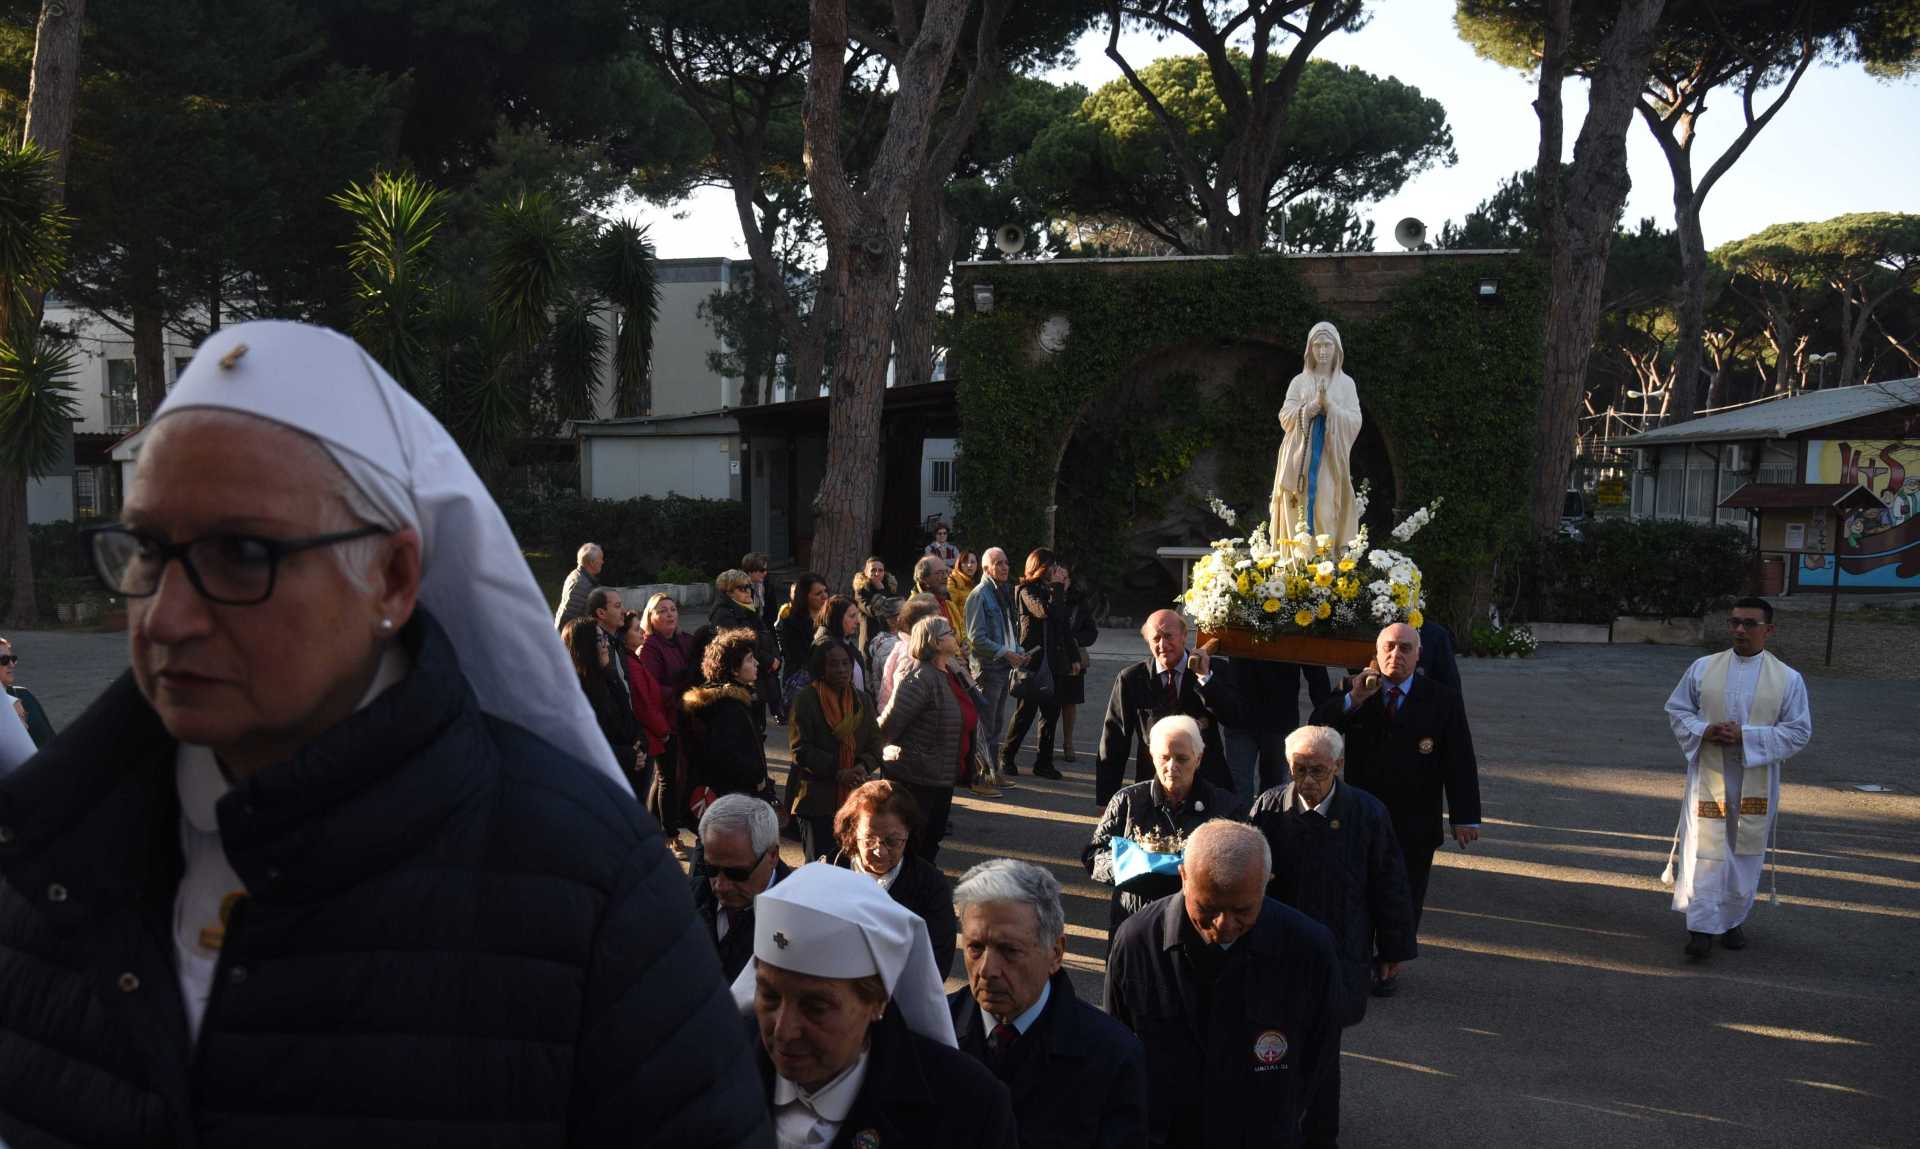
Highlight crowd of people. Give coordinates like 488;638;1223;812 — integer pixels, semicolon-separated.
0;318;1815;1149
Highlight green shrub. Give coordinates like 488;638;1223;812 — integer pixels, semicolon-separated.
499;494;747;587
1471;622;1537;656
653;562;707;586
1534;519;1751;621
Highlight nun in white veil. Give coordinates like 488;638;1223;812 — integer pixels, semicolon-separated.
0;321;770;1146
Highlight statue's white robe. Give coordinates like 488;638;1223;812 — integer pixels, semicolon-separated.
1663;650;1812;933
1269;370;1362;548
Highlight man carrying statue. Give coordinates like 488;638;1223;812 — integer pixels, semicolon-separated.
1662;597;1813;961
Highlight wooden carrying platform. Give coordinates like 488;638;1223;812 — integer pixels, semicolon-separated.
1201;628;1374;668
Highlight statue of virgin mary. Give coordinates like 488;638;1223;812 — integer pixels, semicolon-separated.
1269;321;1363;550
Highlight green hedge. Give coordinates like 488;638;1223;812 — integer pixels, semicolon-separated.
500;494;748;588
1532;519;1752;622
947;255;1548;630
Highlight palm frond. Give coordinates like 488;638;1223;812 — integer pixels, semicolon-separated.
547;294;607;424
0;327;79;480
488;191;573;358
330;171;445;397
0;141;70;338
591;220;658;417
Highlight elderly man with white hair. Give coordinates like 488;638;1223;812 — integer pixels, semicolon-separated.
1308;621;1479;996
691;794;793;980
965;546;1026;764
1085;715;1248;938
740;862;1017;1149
0;321;765;1146
555;540;604;629
1105;820;1339;1149
1095;609;1244;807
948;858;1149;1148
1249;724;1416;1149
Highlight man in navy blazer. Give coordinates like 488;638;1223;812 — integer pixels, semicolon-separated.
949;859;1148;1149
1308;623;1479;993
1104;822;1339;1149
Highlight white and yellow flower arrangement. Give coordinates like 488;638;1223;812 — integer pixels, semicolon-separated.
1180;494;1441;639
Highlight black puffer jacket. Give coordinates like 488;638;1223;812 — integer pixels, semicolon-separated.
0;612;769;1148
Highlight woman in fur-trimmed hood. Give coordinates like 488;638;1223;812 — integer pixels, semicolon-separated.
852;556;899;654
682;627;769;800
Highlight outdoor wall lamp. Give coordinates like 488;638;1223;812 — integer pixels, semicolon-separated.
1475;278;1500;303
972;282;994;313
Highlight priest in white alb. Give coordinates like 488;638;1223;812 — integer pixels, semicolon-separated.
1662;597;1812;960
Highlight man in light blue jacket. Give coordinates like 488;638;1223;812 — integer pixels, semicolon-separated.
965;547;1026;763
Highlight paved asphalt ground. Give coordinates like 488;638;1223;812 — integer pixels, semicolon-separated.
12;626;1917;1148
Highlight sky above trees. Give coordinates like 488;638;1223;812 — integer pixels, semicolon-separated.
630;0;1920;258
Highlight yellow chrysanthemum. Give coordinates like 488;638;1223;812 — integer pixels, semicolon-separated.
1407;609;1425;628
1262;598;1281;614
1338;559;1356;572
1315;601;1332;620
1293;609;1314;628
1257;557;1275;571
1236;574;1251;594
1314;571;1333;588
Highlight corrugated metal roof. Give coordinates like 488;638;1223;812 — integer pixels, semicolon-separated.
1618;378;1920;446
1718;483;1883;511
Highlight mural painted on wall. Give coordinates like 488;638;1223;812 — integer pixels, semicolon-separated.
1800;439;1920;588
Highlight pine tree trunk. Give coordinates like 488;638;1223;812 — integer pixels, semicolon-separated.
1670;191;1709;418
810;257;902;587
893;182;952;391
1529;0;1667;538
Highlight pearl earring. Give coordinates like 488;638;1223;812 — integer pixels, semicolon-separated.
379;618;394;632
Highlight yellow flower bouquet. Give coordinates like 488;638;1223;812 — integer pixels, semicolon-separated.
1179;495;1439;639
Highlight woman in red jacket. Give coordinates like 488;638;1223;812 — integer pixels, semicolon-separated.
619;611;674;795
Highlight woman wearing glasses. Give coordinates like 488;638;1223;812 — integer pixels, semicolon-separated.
832;779;957;978
2;321;765;1145
876;614;979;863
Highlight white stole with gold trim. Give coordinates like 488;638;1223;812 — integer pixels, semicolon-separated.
1693;649;1786;858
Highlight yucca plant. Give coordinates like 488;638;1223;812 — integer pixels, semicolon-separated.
0;140;75;625
331;171;445;400
546;294;607;425
591;220;658;417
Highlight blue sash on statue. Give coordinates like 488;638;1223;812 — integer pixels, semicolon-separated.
1306;413;1326;531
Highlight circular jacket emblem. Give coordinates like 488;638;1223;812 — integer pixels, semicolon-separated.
1254;1029;1288;1065
1417;737;1436;755
853;1130;880;1149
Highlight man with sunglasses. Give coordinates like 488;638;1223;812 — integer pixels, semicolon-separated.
692;794;792;980
1663;597;1812;961
0;638;54;749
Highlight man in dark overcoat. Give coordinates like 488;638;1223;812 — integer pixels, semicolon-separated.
1096;611;1244;807
1308;622;1479;993
1249;724;1416;1148
1104;821;1339;1149
948;859;1149;1149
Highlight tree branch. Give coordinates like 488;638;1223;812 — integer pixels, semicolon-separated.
1104;5;1230;237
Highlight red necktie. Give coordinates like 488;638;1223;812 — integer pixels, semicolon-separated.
1385;686;1402;719
989;1022;1019;1059
1164;671;1180;713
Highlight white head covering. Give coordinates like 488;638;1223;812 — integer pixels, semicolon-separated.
149;320;627;792
1301;320;1345;377
730;862;957;1048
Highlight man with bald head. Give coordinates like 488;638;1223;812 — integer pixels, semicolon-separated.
965;547;1026;762
1309;623;1479;995
1095;609;1244;807
1105;820;1339;1149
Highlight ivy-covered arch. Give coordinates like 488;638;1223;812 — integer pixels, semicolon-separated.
949;254;1547;627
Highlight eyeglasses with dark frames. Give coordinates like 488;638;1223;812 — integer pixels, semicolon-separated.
85;523;391;607
0;655;16;666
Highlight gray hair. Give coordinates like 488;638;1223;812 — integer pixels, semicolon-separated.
907;613;953;661
982;546;1007;568
698;793;779;857
1284;724;1344;765
577;542;603;566
953;859;1066;947
1184;821;1271;886
913;554;946;588
1149;714;1202;757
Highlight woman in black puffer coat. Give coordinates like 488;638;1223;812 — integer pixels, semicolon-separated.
680;627;770;804
0;612;766;1148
